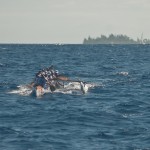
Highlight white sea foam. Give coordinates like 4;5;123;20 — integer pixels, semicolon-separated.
55;82;90;94
8;85;33;96
8;81;96;96
117;71;129;76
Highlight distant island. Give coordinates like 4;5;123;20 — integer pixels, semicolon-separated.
83;34;150;44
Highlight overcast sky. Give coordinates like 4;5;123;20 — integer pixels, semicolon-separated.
0;0;150;43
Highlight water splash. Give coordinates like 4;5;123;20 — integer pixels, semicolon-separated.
8;85;33;96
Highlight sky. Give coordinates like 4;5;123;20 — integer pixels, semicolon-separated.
0;0;150;44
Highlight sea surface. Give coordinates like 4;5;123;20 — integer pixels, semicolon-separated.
0;44;150;150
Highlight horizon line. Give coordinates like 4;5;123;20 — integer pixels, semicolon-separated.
0;43;149;45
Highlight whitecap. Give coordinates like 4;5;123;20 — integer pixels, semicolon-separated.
117;71;129;76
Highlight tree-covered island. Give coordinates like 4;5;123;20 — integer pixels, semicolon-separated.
83;34;150;44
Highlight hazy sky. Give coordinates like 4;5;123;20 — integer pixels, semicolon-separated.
0;0;150;43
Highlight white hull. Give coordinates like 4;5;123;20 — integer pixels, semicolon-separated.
34;86;51;97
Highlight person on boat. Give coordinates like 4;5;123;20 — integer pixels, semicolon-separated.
33;65;68;92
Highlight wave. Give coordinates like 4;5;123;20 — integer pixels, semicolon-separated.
0;63;4;67
117;71;129;76
0;47;7;50
0;63;8;68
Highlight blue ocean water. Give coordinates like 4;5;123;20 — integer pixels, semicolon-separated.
0;44;150;150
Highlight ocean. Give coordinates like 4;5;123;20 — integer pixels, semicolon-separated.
0;44;150;150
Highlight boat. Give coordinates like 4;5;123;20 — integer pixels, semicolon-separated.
33;81;88;97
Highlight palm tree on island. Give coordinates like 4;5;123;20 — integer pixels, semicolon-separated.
83;34;150;44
